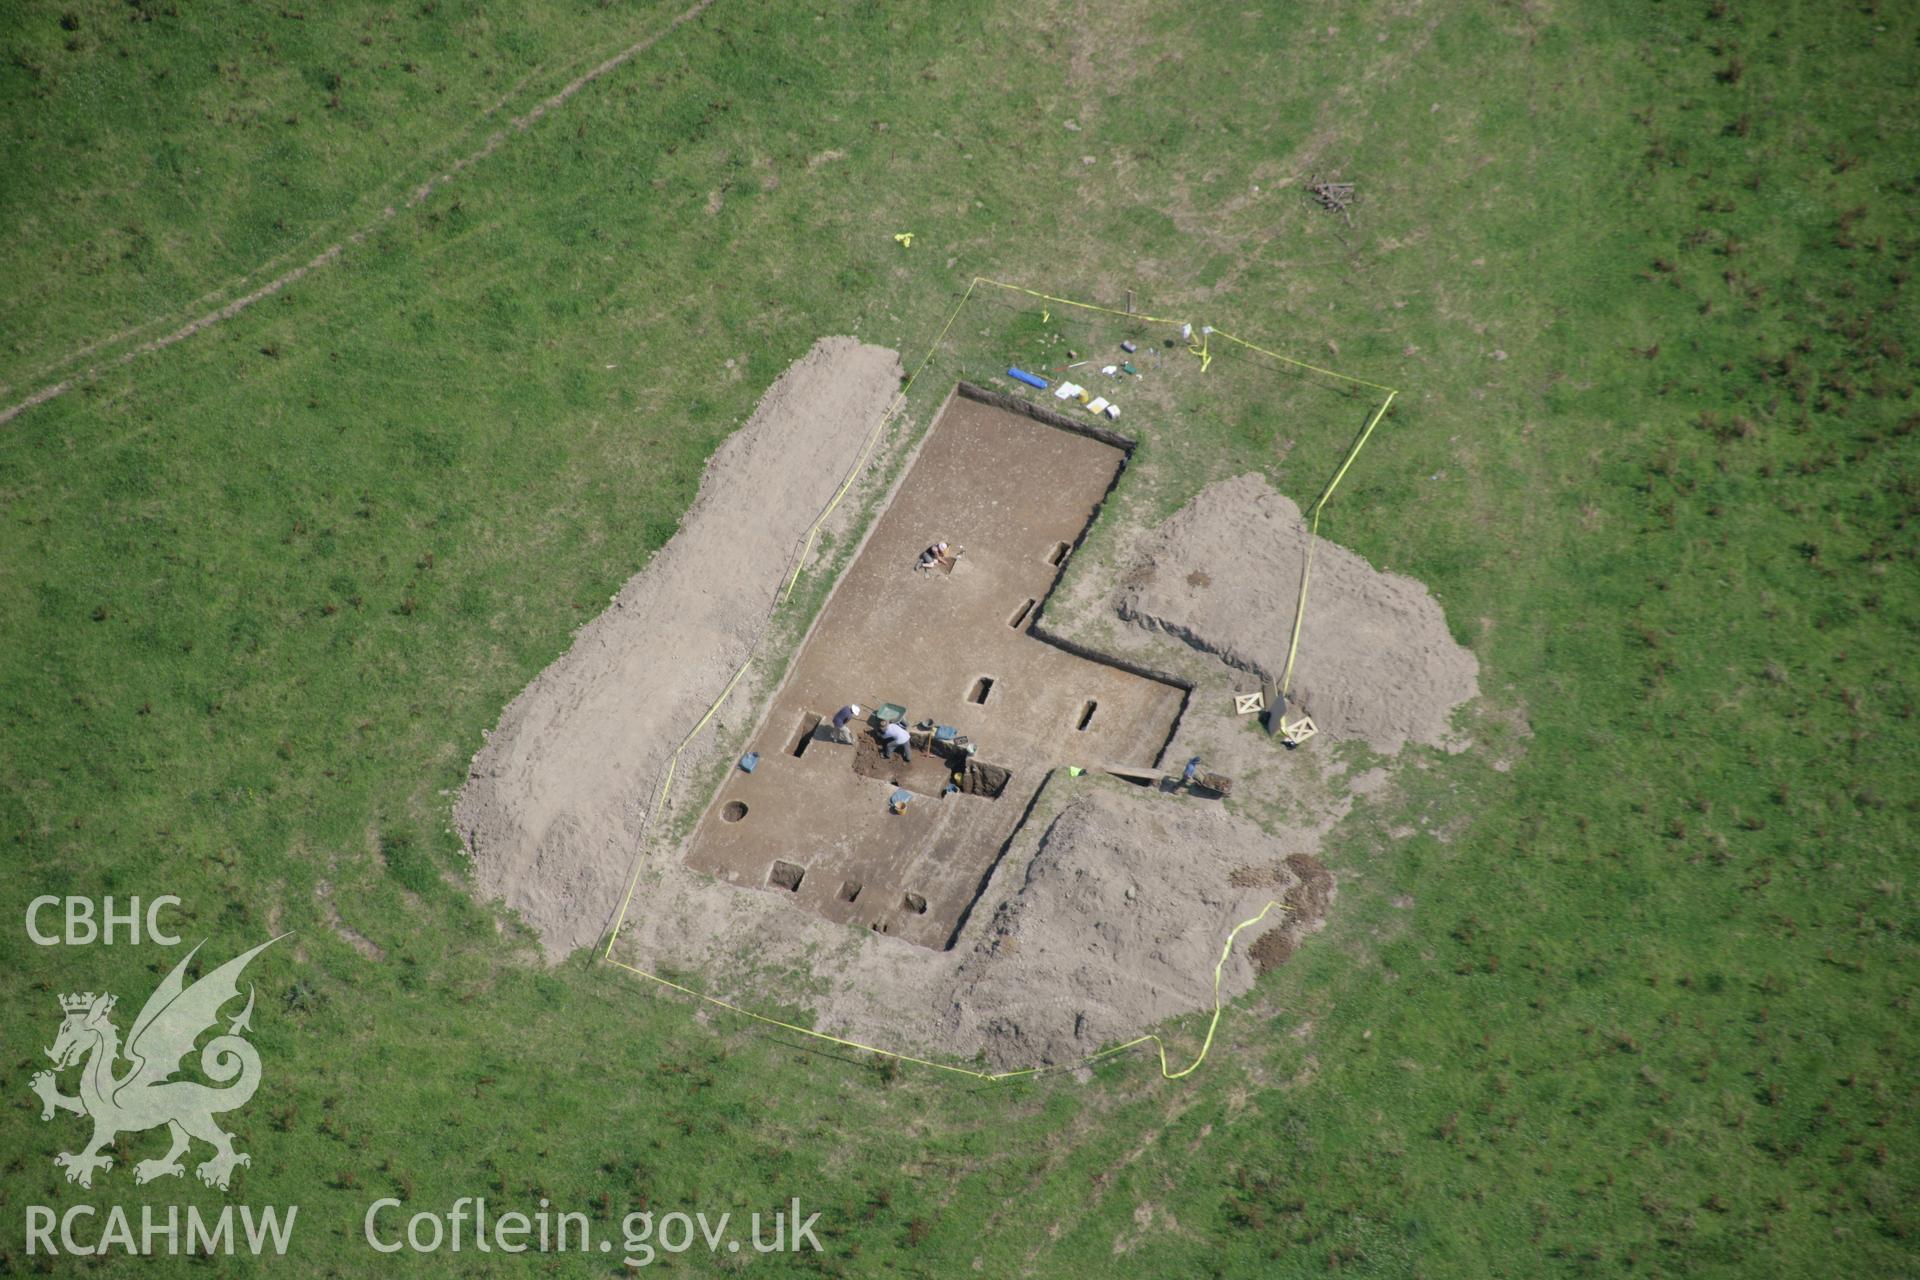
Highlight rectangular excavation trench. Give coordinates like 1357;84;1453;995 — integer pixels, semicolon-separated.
682;385;1188;951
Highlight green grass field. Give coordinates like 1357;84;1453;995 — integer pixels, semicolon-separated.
3;1;1916;1274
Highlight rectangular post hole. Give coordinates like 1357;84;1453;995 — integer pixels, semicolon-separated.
768;860;805;892
1076;700;1097;731
967;676;995;705
1008;598;1037;629
1045;541;1070;567
790;712;823;758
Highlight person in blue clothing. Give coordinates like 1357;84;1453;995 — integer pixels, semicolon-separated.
830;703;861;744
1181;756;1202;789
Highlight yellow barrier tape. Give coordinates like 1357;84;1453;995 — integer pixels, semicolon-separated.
607;899;1289;1082
1211;328;1399;395
1190;327;1214;373
965;281;1396;394
970;277;1192;329
601;275;1398;1081
1276;390;1397;696
604;651;757;955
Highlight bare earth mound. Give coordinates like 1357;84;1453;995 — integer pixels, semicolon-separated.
1116;473;1479;754
456;337;905;957
926;787;1330;1064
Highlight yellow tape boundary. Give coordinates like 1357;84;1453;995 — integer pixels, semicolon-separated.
606;898;1289;1083
602;276;1400;1082
1276;389;1398;697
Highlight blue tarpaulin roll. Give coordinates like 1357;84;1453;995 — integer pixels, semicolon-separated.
1008;367;1048;389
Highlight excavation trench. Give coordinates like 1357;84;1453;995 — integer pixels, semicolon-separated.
682;386;1187;950
463;339;1474;1064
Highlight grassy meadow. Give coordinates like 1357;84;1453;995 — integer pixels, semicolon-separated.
2;0;1916;1275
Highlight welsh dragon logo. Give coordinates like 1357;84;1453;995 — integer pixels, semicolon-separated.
31;936;285;1191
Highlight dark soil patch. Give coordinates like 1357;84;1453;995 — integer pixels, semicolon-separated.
1250;927;1296;973
1245;853;1336;974
1284;852;1335;917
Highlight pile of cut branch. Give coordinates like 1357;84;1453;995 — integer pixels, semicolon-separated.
1307;177;1356;225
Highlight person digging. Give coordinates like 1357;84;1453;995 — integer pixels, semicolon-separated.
830;703;861;745
879;720;913;764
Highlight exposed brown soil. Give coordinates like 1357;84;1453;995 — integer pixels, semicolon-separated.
680;393;1185;950
924;785;1333;1062
1248;928;1297;972
1284;852;1336;917
1249;854;1337;974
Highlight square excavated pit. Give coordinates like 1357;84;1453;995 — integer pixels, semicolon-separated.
683;388;1187;949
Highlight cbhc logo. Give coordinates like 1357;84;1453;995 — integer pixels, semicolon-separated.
26;896;183;946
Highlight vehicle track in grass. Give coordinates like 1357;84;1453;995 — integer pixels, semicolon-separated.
0;0;718;428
